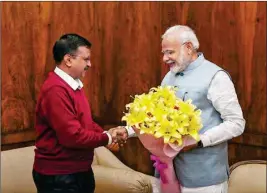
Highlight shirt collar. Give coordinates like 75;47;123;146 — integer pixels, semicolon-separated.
54;67;83;90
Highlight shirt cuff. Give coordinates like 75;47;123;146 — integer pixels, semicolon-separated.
125;126;136;137
200;134;211;147
103;131;112;145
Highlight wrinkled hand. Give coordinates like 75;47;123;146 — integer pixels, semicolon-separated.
180;142;198;153
106;142;119;152
107;126;128;145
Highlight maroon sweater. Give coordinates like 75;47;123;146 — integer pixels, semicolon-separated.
33;72;109;175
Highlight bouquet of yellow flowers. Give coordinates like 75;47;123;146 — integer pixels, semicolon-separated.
121;86;203;193
122;85;203;145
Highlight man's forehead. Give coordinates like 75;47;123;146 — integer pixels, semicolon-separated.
162;36;179;45
76;46;91;56
162;36;180;51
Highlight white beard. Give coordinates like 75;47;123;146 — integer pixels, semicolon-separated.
170;49;191;74
170;64;185;74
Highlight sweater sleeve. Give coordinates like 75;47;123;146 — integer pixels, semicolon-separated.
93;121;106;133
42;86;109;149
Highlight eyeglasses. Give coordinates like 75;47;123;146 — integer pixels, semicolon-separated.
162;42;187;56
70;54;90;63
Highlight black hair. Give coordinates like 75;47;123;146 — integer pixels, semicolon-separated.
52;33;92;63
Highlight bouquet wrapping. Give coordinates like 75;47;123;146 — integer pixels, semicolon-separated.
122;86;203;193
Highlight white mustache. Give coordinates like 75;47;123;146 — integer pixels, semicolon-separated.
166;61;176;64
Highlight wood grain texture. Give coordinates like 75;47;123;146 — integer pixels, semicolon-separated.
1;2;266;175
228;144;267;166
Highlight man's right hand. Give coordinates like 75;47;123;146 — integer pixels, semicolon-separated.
107;126;128;145
106;142;119;152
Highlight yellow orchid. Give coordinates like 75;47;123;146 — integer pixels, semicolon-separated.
121;86;203;146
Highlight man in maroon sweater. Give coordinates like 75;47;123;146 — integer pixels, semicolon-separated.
32;34;127;193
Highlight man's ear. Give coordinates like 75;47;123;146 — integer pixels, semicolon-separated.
63;54;72;67
185;42;194;54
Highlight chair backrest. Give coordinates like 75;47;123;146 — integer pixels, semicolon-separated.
92;153;99;165
1;146;36;193
228;160;267;193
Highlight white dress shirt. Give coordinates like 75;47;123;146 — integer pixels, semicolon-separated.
126;70;245;192
200;71;245;147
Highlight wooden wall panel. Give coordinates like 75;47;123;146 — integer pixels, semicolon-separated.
229;144;267;165
1;3;37;140
1;2;266;175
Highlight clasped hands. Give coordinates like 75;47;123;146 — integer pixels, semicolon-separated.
106;126;128;151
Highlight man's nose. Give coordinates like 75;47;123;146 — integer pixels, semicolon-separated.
87;61;91;67
163;54;169;62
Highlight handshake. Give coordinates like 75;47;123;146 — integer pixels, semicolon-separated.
106;126;129;151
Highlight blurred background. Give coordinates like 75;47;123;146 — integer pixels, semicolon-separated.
1;2;266;175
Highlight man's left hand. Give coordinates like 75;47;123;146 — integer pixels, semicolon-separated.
106;142;119;152
107;126;128;146
113;126;128;144
180;143;198;153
